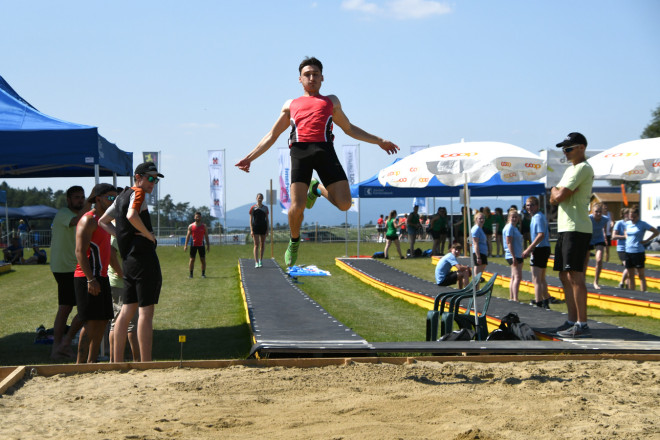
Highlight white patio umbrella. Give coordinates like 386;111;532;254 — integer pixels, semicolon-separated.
378;141;546;336
587;137;660;181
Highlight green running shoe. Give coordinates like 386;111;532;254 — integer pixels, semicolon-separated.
285;239;300;267
306;178;319;209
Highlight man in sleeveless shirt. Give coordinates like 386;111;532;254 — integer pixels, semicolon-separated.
73;183;118;363
99;161;163;362
236;57;399;266
184;211;210;278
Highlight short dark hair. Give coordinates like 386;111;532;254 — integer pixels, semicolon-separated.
299;56;323;74
66;185;84;198
451;243;462;251
194;211;201;216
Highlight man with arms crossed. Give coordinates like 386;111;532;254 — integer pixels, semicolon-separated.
100;162;163;362
184;211;210;278
549;132;594;338
235;56;399;266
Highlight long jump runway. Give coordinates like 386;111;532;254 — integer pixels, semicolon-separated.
483;260;660;319
336;258;660;351
238;258;373;357
239;258;660;356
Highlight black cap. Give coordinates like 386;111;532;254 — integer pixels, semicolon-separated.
134;161;164;177
86;183;116;203
556;132;587;148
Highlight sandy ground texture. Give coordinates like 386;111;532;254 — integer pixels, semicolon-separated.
2;359;660;440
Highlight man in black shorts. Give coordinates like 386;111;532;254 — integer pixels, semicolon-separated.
550;133;594;338
49;185;90;359
99;162;163;362
235;56;399;266
184;211;210;278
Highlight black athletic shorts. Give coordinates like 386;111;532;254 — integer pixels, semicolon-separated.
589;242;606;250
386;233;399;241
553;231;591;273
618;250;628;265
290;142;348;186
506;257;524;265
53;272;76;306
189;246;206;259
438;271;458;287
472;253;488;266
123;251;162;307
74;276;113;321
530;246;551;269
625;252;645;269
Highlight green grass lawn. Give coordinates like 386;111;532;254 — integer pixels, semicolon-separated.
2;240;659;366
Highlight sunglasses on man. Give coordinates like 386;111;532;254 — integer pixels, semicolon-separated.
140;174;160;183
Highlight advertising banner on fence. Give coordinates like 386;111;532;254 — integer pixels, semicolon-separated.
278;148;291;214
208;150;224;219
142;152;159;206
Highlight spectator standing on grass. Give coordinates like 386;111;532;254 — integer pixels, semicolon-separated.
611;208;630;288
384;210;404;259
603;203;613;262
589;203;608;290
17;219;28;246
184;211;210;278
49;185;89;360
471;211;488;283
493;207;506;257
429;207;449;256
522;196;552;308
482;207;494;257
377;214;385;242
503;209;524;301
624;206;659;292
549;132;594;338
407;205;422;256
249;193;269;268
73;184;118;364
99;161;163;363
435;243;470;289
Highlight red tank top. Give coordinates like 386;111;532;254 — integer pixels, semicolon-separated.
74;211;111;278
289;95;334;144
190;223;206;247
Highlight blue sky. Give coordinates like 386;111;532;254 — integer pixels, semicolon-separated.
2;0;659;213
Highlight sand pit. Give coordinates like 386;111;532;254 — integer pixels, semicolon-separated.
1;358;659;439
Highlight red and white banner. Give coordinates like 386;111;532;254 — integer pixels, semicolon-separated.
278;148;291;214
208;150;224;219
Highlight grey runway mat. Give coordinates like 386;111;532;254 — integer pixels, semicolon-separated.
338;258;660;344
239;258;372;357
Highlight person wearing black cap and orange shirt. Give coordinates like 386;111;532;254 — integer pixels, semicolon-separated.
549;132;594;338
99;162;163;362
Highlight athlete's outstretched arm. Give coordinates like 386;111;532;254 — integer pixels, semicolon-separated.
329;95;399;155
235;100;292;172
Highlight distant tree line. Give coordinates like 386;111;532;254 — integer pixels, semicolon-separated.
0;182;215;231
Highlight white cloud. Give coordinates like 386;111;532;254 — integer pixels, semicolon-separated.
387;0;451;19
341;0;381;14
341;0;451;19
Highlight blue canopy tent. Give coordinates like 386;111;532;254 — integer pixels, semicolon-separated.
350;159;545;252
0;205;59;219
351;162;545;198
0;75;133;178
